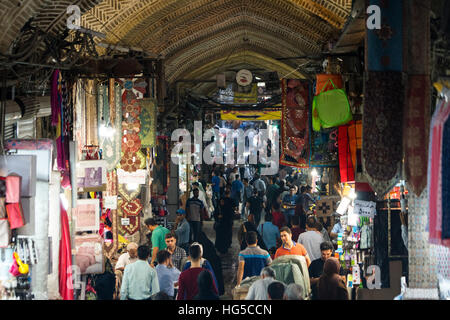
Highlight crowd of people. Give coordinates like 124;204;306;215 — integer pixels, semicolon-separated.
94;164;348;300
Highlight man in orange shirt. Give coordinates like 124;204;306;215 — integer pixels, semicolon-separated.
274;227;311;267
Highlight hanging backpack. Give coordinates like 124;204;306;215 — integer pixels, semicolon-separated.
312;79;352;131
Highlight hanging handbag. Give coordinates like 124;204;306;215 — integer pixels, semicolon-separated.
312;79;352;131
315;74;344;95
5;175;21;203
0;219;11;248
6;203;25;230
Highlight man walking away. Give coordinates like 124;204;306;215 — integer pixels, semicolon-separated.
186;188;205;243
236;231;272;286
120;245;160;300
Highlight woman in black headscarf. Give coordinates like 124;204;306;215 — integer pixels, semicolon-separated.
194;270;220;300
317;257;349;300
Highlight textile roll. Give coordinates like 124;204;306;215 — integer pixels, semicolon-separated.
404;75;430;197
366;0;403;72
0;197;5;218
338;125;354;183
280;79;310;168
363;71;403;198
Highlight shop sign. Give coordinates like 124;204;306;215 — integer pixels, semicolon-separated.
354;200;377;218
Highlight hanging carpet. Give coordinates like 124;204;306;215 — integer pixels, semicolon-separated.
280;79;310;168
363;71;403;198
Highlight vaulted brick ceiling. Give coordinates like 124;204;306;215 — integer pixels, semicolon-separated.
0;0;353;82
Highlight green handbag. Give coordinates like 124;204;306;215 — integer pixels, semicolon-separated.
312;79;352;131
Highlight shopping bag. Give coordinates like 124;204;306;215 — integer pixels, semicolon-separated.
312;79;352;131
315;74;344;95
6;203;25;229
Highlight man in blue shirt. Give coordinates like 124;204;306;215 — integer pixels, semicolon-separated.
174;209;190;253
231;174;244;207
282;186;298;227
236;231;272;286
120;245;160;300
257;212;280;251
155;250;181;299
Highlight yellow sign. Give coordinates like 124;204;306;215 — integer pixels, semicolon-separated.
221;109;281;121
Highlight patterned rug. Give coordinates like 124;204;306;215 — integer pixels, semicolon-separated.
280;79;310;168
363;71;403;198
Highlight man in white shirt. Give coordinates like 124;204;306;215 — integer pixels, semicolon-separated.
115;242;138;272
252;173;266;195
245;266;276;300
297;216;323;262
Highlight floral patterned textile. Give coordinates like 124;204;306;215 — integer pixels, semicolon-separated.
120;199;143;217
117;199;140;235
280;79;310;168
363;71;403;198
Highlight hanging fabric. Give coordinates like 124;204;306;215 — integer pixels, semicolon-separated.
59;202;74;300
428;94;450;246
363;71;403;198
338;124;354;183
280;79;310;168
366;0;403;72
404;76;431;197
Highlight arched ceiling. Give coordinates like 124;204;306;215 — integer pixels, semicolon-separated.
79;0;353;83
0;0;353;85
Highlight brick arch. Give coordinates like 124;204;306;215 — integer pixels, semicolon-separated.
168;49;304;83
81;0;351;47
120;0;337;51
164;26;313;68
140;9;326;57
0;0;101;52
